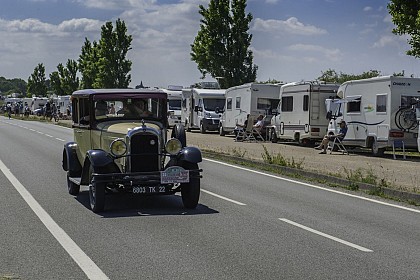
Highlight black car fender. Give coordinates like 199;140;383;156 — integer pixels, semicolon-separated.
62;142;82;177
80;150;120;185
178;146;202;163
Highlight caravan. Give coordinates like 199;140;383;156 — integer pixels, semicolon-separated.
270;81;339;144
161;85;183;127
219;83;281;136
326;76;420;156
181;82;225;133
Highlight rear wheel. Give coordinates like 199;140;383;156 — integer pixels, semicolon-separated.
88;165;105;212
180;162;200;209
371;140;385;157
67;172;80;195
219;125;226;136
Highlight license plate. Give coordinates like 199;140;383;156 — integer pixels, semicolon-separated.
132;186;168;194
161;166;189;184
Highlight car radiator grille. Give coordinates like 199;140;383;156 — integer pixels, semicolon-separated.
130;134;159;172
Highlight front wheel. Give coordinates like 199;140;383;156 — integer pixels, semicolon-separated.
219;125;226;136
271;129;278;143
180;162;200;209
200;122;206;134
67;172;80;195
89;166;105;212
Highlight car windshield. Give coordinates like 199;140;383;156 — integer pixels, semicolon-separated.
93;95;166;122
203;98;225;111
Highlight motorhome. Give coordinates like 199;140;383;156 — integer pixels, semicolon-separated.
270;81;339;145
219;83;281;136
326;76;420;156
57;95;71;116
31;97;48;113
161;85;183;127
181;82;225;133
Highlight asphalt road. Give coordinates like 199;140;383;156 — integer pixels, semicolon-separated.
1;116;420;279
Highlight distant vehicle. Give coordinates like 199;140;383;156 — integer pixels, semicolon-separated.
62;89;202;212
33;106;45;116
326;76;420;156
161;85;183;128
181;81;225;133
219;83;281;136
270;81;339;145
31;97;48;114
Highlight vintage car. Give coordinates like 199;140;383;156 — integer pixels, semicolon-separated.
62;89;202;212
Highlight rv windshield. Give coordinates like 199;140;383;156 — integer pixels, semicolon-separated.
168;99;181;110
203;98;225;111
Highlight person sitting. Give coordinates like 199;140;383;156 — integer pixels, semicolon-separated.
315;120;348;154
253;114;265;140
234;114;250;137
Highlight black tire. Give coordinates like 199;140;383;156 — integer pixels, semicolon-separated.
371;140;385;157
88;165;105;213
200;122;206;134
180;162;200;209
171;124;187;147
271;129;278;143
67;172;80;195
219;125;226;136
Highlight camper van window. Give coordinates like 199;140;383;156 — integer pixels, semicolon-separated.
376;94;387;113
168;99;181;110
347;97;361;113
303;95;309;111
236;97;241;109
226;98;232;110
281;96;293;112
203;98;225;111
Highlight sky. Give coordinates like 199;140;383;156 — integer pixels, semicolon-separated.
1;0;419;89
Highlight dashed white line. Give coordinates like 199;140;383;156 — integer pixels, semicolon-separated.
202;189;246;206
56;138;66;142
279;218;373;253
0;158;110;280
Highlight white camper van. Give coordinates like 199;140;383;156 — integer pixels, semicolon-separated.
162;85;183;127
57;95;71;116
219;83;281;136
181;82;225;133
270;81;339;144
31;97;48;114
326;76;420;156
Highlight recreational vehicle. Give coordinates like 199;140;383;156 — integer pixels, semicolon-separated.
270;81;339;144
219;83;281;136
181;82;225;133
162;85;183;127
31;97;48;113
326;76;420;156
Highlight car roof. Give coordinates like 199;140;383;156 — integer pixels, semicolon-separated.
71;88;167;98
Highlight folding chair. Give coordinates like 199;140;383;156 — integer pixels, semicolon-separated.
252;126;265;141
327;136;348;154
243;116;257;142
234;127;246;142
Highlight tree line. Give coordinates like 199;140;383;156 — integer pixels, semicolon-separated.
0;0;419;97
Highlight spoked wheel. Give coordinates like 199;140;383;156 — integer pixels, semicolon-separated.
67;172;80;195
88;166;105;213
180;162;200;209
395;108;417;130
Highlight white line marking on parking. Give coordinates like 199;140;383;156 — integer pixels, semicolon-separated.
0;159;109;280
204;158;420;214
279;218;373;252
202;189;246;206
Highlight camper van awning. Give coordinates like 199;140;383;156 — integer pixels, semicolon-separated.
332;96;360;103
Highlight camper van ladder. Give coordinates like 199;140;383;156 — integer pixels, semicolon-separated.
311;86;320;120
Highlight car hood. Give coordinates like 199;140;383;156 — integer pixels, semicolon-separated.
97;122;161;134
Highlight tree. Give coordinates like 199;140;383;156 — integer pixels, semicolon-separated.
78;38;99;89
191;0;257;89
0;77;27;96
27;63;48;97
50;59;79;95
388;0;420;58
94;19;132;88
317;69;381;84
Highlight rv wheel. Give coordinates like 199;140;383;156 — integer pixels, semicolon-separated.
200;122;206;134
271;130;278;143
219;125;226;136
371;140;385;157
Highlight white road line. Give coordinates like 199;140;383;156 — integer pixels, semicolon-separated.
56;138;66;142
29;129;35;131
204;158;420;214
202;189;246;206
45;134;53;138
0;159;109;280
279;218;373;253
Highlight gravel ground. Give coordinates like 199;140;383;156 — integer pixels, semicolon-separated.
184;130;420;194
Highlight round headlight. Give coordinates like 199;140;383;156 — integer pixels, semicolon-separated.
110;139;127;157
165;138;182;155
